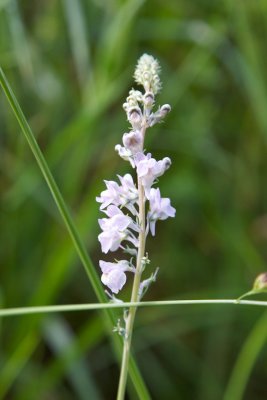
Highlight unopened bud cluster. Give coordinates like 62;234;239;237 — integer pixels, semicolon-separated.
97;54;175;297
134;53;161;94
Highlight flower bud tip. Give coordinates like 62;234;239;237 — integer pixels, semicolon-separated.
253;272;267;291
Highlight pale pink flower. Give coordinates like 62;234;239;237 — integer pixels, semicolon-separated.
135;153;171;197
117;174;138;206
98;230;124;253
99;260;134;293
98;206;139;253
123;130;143;154
96;174;138;213
103;205;139;232
96;180;121;210
147;188;176;236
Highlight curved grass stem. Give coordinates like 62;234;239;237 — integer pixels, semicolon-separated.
0;299;267;318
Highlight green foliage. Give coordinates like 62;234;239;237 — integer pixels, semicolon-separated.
1;0;267;398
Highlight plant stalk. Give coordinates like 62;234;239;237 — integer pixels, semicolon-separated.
117;123;147;399
0;299;267;318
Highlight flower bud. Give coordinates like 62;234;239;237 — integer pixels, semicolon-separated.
127;89;143;104
144;92;154;108
163;157;171;170
127;106;142;129
160;104;171;117
148;104;171;127
134;54;161;94
138;268;159;299
253;272;267;291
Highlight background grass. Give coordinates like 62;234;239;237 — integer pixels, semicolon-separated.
1;0;267;399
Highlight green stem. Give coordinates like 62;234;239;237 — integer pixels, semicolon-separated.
236;289;267;301
116;110;152;399
117;178;146;400
0;299;267;318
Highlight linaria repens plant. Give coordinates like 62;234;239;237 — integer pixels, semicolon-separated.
97;54;176;399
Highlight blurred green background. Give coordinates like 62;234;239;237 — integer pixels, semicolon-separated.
1;0;267;399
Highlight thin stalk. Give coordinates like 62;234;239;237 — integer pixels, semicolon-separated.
117;178;146;400
0;299;267;318
117;117;149;399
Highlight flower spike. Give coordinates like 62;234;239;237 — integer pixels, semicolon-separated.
97;54;175;297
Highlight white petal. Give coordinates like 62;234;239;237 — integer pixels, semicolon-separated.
101;270;127;294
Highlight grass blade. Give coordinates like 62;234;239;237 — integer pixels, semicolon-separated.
223;311;267;400
42;316;101;400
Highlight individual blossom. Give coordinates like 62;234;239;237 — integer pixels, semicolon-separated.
122;130;143;154
98;206;139;253
99;260;135;294
148;104;172;127
98;224;128;254
147;188;176;236
96;180;121;210
103;205;139;232
135;153;171;197
96;174;138;213
117;174;138;211
123;90;144;130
